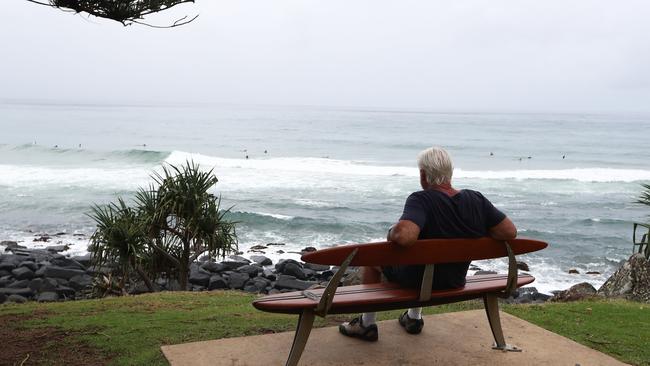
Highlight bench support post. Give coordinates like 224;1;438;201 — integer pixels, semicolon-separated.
285;309;315;366
483;293;521;352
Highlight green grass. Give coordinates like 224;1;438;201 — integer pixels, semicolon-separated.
0;292;647;365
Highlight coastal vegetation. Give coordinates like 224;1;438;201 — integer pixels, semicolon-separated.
0;292;647;366
89;161;238;292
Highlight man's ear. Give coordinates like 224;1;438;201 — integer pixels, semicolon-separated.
419;170;428;189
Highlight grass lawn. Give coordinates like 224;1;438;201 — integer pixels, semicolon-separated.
0;291;647;365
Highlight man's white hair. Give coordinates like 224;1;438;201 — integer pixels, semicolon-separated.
417;147;453;185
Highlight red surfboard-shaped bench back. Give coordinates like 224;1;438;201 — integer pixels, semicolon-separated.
301;237;547;266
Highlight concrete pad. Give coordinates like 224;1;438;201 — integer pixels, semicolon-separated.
162;310;627;366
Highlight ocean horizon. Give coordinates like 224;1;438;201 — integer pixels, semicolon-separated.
1;101;649;295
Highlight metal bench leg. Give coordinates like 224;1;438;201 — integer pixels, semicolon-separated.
285;310;316;366
483;293;521;352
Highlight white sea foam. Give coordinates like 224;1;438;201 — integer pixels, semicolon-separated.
252;212;295;220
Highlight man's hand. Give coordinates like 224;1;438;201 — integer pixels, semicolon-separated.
387;220;420;247
488;217;517;240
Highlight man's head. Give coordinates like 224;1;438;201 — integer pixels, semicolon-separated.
417;146;453;188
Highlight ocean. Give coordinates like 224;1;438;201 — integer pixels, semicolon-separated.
1;101;649;294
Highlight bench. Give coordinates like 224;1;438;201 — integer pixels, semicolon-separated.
253;237;547;366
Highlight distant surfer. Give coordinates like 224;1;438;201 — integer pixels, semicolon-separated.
562;155;566;159
490;152;494;156
264;150;268;154
246;155;249;159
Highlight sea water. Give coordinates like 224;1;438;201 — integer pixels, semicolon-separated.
1;101;649;294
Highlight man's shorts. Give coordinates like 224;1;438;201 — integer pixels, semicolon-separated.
381;262;470;290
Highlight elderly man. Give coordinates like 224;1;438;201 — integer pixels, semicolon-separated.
339;146;517;341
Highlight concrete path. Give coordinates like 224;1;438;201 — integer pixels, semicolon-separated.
162;310;627;366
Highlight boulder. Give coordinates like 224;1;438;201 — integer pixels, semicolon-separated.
208;275;228;290
598;253;650;302
0;287;34;298
303;263;330;272
236;264;263;278
0;240;19;248
274;275;317;291
221;259;251;271
0;262;16;272
45;245;70;253
228;272;250;289
243;277;270;293
552;282;598;302
509;287;551;303
0;270;10;277
70;254;92;267
262;269;277;281
19;261;38;272
69;274;93;291
189;267;212;287
250;255;272;266
28;278;44;291
0;292;5;304
201;261;227;273
516;261;530;272
8;280;30;289
568;269;580;274
7;294;27;303
12;267;35;281
282;263;308;280
275;259;302;272
56;286;76;299
50;257;85;270
38;278;59;293
0;276;12;287
37;292;59;302
44;266;86;280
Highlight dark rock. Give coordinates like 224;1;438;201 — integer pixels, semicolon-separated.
221;259;251;271
250;255;272;266
44;266;86;280
37;292;59;302
475;270;498;275
249;245;268;250
342;267;362;286
276;250;285;254
469;265;481;271
45;245;70;252
0;293;5;303
201;261;227;273
28;278;44;291
70;254;92;267
38;278;58;293
19;261;38;272
34;266;47;277
303;263;330;272
129;281;154;294
0;270;10;277
12;266;35;280
33;235;51;242
301;246;317;253
598;253;650;302
243;277;270;293
568;269;580;274
237;264;263;277
0;276;12;287
208;275;228;290
516;261;530;272
0;287;34;297
552;282;598;302
282;263;307;280
317;270;334;281
189;267;212;287
228;272;250;289
274;275;317;291
0;240;19;248
509;287;551;303
7;294;27;303
51;257;85;270
8;280;30;289
228;255;251;263
0;262;16;271
275;259;303;273
586;271;601;275
262;269;276;281
69;274;93;291
55;278;70;287
266;242;285;246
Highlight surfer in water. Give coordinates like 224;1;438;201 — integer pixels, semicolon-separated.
339;146;517;341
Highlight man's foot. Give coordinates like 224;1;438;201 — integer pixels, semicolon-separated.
398;311;424;334
339;316;379;341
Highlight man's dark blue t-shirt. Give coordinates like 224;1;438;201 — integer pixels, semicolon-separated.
382;189;506;289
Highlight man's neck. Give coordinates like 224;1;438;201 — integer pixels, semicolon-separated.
427;182;459;196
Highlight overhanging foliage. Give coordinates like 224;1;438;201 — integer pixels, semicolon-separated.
26;0;198;27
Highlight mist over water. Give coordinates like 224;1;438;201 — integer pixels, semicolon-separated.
1;102;649;294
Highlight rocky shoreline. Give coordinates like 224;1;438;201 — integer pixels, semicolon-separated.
1;239;648;305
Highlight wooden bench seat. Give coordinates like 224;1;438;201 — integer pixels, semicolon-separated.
251;238;547;366
254;273;534;314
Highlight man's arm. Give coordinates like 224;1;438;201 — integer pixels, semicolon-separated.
488;217;517;240
387;220;420;247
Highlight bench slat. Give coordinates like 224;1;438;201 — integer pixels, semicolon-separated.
253;274;535;314
301;237;546;266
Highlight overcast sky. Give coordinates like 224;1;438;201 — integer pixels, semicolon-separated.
1;1;649;112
